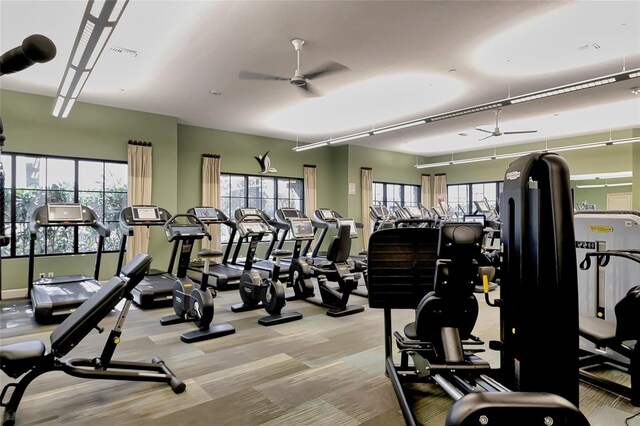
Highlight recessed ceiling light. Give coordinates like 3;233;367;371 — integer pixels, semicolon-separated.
209;90;222;95
630;86;640;95
457;132;468;136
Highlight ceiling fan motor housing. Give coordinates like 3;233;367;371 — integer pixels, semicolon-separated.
290;75;307;86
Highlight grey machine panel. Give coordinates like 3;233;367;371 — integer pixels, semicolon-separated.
574;211;640;360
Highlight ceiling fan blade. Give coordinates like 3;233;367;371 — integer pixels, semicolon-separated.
304;61;350;80
298;83;321;97
238;70;289;81
503;130;538;134
475;128;493;134
479;134;494;141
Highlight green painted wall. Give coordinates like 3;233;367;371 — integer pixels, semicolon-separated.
0;90;178;291
572;178;632;210
1;88;637;293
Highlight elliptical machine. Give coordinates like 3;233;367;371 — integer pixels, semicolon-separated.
231;209;302;326
159;213;235;343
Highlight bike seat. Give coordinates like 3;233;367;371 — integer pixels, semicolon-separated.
198;249;224;259
272;249;292;258
0;341;46;378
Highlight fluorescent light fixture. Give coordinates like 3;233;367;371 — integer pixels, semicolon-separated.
372;120;425;135
571;171;632;180
52;0;129;118
292;142;328;152
415;137;640;169
294;68;639;153
576;182;632;189
328;133;370;144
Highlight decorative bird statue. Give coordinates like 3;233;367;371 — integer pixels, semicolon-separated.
255;151;277;174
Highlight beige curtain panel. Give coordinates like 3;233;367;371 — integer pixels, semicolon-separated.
421;174;432;209
434;173;447;206
127;141;153;262
202;154;222;251
361;167;373;249
303;165;317;216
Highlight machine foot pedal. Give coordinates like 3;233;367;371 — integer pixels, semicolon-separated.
180;324;235;343
327;304;365;317
258;311;303;326
159;315;185;326
230;302;263;313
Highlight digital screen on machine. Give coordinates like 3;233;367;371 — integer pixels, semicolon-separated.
290;218;314;238
370;206;384;217
241;208;259;217
464;214;486;224
319;209;335;220
173;225;203;235
194;207;218;219
48;204;83;222
281;209;299;218
132;206;162;221
337;219;358;237
405;206;422;218
239;222;270;234
475;201;490;212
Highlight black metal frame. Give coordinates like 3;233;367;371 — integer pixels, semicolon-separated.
0;255;185;425
1;150;126;259
372;181;421;208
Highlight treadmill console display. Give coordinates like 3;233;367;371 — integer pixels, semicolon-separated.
475;201;490;212
289;218;314;239
405;206;422;218
318;209;336;221
48;204;84;222
337;219;358;237
240;208;259;217
281;208;299;219
194;207;219;219
238;222;271;235
464;214;486;224
170;225;203;236
132;206;162;221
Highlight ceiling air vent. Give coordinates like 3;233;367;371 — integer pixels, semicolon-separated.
109;46;139;57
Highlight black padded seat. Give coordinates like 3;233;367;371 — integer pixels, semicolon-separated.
0;341;46;378
579;315;617;344
198;249;224;258
272;249;292;257
404;322;418;340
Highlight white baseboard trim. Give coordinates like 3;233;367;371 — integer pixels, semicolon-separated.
1;288;28;300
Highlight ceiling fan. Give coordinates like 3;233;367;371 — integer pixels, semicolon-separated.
476;109;538;141
238;38;349;97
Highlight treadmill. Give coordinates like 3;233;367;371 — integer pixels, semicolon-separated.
229;208;290;281
28;203;110;324
116;205;174;308
185;206;248;290
308;208;367;264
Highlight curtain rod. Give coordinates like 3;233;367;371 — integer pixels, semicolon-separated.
202;153;221;158
361;166;372;171
303;164;316;168
128;140;152;146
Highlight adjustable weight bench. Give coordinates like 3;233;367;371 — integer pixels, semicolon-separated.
0;253;185;426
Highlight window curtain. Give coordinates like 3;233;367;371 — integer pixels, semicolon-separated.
202;154;221;251
303;164;317;216
434;173;447;206
127;140;153;262
361;167;373;248
421;174;432;209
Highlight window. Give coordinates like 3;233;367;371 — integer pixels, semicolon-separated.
1;152;127;258
219;173;303;243
447;181;503;217
372;181;420;213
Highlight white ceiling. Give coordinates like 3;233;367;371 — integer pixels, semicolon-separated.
1;1;639;157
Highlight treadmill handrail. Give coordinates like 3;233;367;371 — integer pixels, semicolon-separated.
163;213;211;243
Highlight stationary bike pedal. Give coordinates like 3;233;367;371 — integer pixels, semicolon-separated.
489;340;504;351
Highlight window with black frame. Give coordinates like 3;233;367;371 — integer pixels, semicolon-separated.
372;181;420;213
447;181;503;216
219;173;303;243
1;153;127;258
